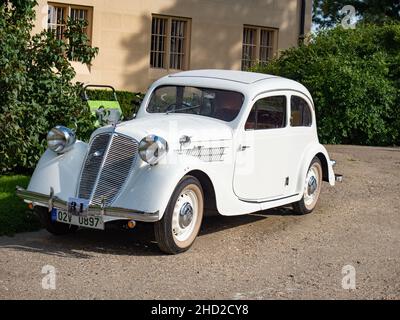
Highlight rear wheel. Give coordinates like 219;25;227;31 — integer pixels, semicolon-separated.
35;206;78;235
154;176;204;254
292;157;323;215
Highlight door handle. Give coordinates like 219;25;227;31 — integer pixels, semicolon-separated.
239;145;251;151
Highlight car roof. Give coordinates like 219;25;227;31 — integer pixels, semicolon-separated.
151;69;313;106
140;69;315;126
168;69;277;84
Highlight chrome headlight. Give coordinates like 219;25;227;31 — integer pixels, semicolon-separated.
139;135;168;165
46;125;76;154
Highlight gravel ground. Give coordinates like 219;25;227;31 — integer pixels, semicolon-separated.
0;145;399;300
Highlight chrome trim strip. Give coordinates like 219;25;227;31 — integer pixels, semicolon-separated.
239;193;299;204
16;186;159;222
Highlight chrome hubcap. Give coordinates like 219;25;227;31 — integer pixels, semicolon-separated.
304;166;319;207
179;202;194;228
172;188;198;242
308;175;317;195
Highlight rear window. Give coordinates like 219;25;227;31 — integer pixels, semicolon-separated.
291;96;312;127
147;86;244;122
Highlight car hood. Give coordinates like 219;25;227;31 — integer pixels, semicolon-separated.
104;114;233;148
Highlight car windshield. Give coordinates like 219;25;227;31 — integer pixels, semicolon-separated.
147;86;244;122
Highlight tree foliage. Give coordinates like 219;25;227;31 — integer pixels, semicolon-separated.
0;0;98;173
252;23;400;146
313;0;400;28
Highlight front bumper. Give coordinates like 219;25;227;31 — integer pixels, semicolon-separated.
16;186;159;223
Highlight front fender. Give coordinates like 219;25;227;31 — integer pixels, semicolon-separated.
112;161;194;219
27;141;88;200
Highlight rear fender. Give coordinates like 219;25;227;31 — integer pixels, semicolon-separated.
296;143;335;194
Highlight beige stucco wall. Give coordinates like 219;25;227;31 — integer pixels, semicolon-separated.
34;0;312;92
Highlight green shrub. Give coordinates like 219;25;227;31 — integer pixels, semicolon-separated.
0;1;98;174
0;175;41;236
85;89;145;119
251;23;400;146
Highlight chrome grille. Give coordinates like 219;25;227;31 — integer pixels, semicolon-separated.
78;133;111;200
78;133;138;206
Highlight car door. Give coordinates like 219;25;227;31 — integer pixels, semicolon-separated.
233;93;291;201
285;94;316;195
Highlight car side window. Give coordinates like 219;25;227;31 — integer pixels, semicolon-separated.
245;96;287;130
290;96;312;127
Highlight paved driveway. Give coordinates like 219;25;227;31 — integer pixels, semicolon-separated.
0;145;399;299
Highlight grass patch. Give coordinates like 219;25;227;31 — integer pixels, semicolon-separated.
0;175;41;236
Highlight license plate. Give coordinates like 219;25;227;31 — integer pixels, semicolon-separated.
67;197;89;216
54;209;104;230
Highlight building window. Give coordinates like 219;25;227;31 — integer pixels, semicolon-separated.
48;3;93;41
242;27;257;71
150;15;190;70
259;29;274;64
151;17;168;69
48;4;67;40
241;26;277;70
170;19;187;69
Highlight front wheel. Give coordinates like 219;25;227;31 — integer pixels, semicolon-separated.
292;157;323;215
154;176;204;254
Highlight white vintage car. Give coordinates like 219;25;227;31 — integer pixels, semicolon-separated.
17;70;340;254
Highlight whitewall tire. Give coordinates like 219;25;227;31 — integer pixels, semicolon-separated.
292;157;323;215
154;176;204;254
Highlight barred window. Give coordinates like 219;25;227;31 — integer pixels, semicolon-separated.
150;15;190;70
241;26;277;70
170;19;187;70
70;7;89;36
150;17;168;69
241;27;257;70
259;29;274;64
48;4;67;40
48;3;92;41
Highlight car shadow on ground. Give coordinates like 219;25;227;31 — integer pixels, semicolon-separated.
0;206;297;258
200;206;295;235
